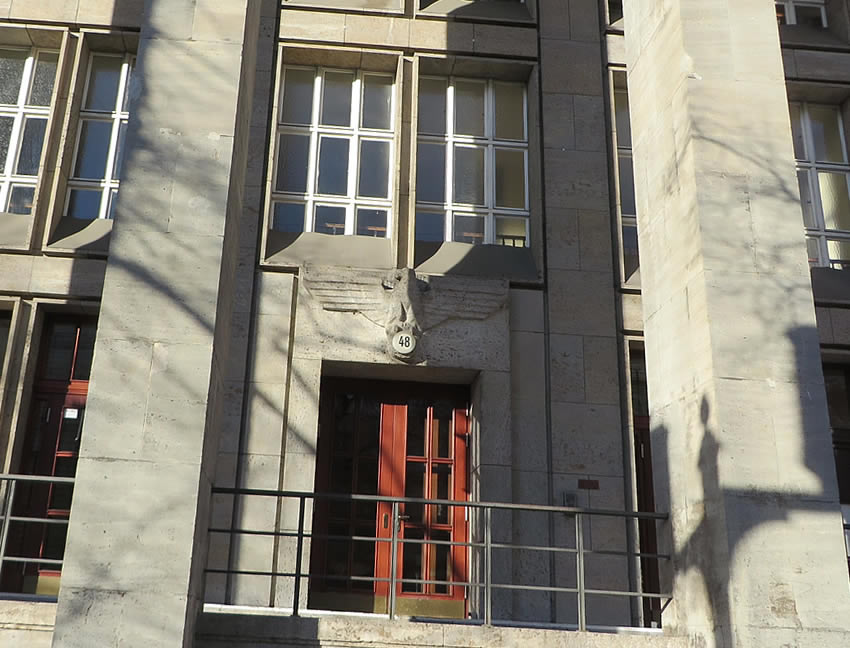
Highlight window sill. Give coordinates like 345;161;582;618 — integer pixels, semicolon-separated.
264;230;395;271
46;217;112;255
414;240;539;281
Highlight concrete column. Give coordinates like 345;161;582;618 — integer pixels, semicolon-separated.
51;1;259;646
624;1;850;646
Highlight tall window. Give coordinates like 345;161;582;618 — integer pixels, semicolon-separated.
790;103;850;268
271;67;395;238
613;71;638;284
415;78;529;247
65;53;133;220
0;48;59;215
822;365;850;573
776;1;827;27
0;311;10;375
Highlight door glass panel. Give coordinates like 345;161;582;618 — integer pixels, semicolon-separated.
356;457;378;496
358;398;380;456
402;527;424;592
49;456;77;510
431;529;451;594
326;521;350;585
406;401;426;457
352;524;376;590
431;464;452;524
57;407;83;452
405;461;425;523
432;403;453;459
42;524;68;561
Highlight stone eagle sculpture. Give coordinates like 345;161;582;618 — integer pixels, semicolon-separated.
302;266;507;361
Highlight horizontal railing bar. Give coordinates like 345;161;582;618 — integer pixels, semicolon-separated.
0;516;70;526
0;474;75;484
2;556;63;566
209;487;668;520
581;548;672;560
490;542;578;554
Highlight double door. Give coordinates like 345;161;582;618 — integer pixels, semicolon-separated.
310;379;468;618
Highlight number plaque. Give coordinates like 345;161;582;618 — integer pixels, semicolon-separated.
391;330;417;355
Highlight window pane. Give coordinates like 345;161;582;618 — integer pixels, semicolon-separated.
44;323;76;380
317;137;349;195
454;81;485;137
418;78;446;135
613;74;632;148
107;189;118;220
314;205;346;235
74;120;112;179
0;116;13;163
619;152;636;216
273;202;305;232
798;170;816;228
828;239;850;270
453;213;484;244
67;189;102;220
796;6;825;28
809;105;845;164
321;71;353;127
495;148;526;209
494;83;524;140
0;312;9;371
282;68;314;125
416;142;445;203
16;117;47;175
8;185;35;215
28;52;58;106
121;59;133;111
789;104;805;160
356;208;387;237
275;134;310;193
112;121;128;180
453;146;484;205
415;211;445;242
820;171;850;231
776;3;787;24
0;49;27;104
806;236;821;266
362;75;392;130
622;221;640;283
496;217;527;247
358;140;389;198
85;56;122;111
73;323;96;380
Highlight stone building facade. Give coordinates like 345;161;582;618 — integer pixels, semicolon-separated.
0;1;847;647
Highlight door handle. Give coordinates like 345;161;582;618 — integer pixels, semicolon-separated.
383;513;389;529
396;514;410;531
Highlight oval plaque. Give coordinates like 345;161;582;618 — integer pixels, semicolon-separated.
391;330;417;355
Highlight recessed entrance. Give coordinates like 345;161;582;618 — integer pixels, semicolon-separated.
309;378;469;618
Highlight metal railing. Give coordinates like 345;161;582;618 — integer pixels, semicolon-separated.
0;474;74;598
206;488;672;631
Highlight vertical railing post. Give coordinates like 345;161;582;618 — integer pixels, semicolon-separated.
576;512;586;632
0;479;16;583
389;500;399;619
484;506;492;625
293;495;306;616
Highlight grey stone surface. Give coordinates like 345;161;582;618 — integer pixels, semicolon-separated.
625;0;850;643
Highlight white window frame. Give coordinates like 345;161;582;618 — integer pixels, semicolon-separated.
271;66;396;239
64;52;134;221
416;77;529;247
792;102;850;269
776;1;828;27
0;47;59;215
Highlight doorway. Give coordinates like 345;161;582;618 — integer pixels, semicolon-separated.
309;378;469;618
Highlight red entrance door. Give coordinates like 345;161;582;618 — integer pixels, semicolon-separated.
2;316;95;595
310;380;469;617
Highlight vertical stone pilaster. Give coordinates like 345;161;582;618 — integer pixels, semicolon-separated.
625;1;850;645
51;1;259;646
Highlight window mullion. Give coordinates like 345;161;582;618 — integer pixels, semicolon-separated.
16;53;35;107
99;117;122;220
445;82;455;242
304;71;323;233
